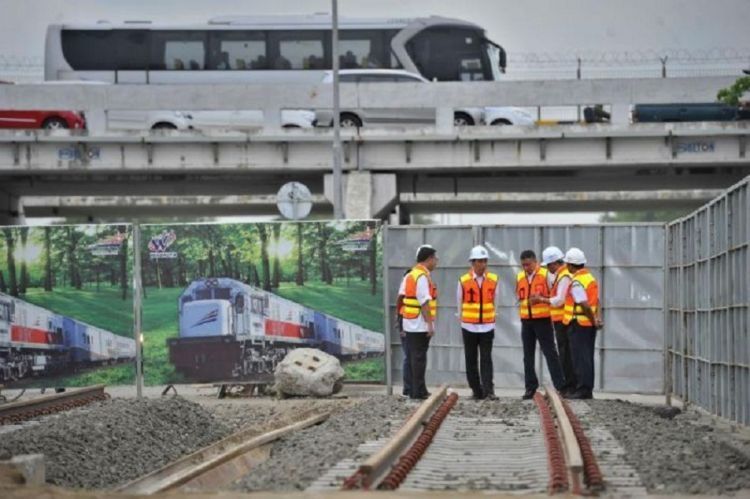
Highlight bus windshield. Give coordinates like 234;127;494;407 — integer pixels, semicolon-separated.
405;26;496;81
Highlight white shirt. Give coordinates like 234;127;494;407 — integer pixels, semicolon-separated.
398;271;434;333
570;281;588;304
456;272;498;333
547;271;572;308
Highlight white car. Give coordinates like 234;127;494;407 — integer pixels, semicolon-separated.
187;109;315;130
39;81;193;131
107;110;193;130
314;69;535;127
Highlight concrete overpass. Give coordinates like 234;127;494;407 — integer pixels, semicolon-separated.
19;189;720;222
0;77;747;223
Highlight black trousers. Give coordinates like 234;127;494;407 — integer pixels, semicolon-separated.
462;329;495;398
521;318;565;391
553;321;577;391
569;321;597;394
401;333;412;396
405;332;431;399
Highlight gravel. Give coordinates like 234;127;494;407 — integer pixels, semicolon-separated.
206;399;347;432
235;395;412;491
451;397;535;420
585;399;750;495
0;397;230;489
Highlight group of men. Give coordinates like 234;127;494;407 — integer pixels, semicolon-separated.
396;244;602;401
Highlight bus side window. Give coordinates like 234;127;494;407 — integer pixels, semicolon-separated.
151;30;207;70
270;31;325;70
208;31;267;70
339;30;385;69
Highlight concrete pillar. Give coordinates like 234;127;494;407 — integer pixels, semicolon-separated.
435;107;454;133
324;171;397;219
0;191;24;226
610;103;631;125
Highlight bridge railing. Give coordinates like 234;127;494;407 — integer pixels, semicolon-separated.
0;76;739;131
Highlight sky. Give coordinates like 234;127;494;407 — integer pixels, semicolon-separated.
4;0;749;225
3;0;750;59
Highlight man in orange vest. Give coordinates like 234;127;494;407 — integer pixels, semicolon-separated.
456;245;498;400
516;249;565;399
398;244;439;400
395;269;412;397
562;247;602;400
531;246;577;395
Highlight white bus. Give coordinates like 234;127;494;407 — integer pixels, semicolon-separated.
45;15;506;84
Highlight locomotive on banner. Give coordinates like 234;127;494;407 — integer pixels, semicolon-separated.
0;292;136;383
168;278;384;381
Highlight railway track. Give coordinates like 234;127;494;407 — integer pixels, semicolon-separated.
0;384;109;426
335;384;604;495
118;410;331;494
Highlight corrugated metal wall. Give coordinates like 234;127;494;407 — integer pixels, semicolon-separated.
666;177;750;425
385;224;666;394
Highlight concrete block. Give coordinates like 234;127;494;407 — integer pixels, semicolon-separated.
0;454;46;486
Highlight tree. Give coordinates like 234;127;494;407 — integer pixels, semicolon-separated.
18;227;29;294
317;223;332;285
2;228;18;297
272;224;281;288
44;226;53;291
369;231;378;295
717;76;750;106
295;223;304;286
65;227;83;290
119;227;128;300
256;224;271;290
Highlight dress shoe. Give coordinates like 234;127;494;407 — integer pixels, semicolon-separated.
566;390;593;400
485;393;499;401
522;390;536;400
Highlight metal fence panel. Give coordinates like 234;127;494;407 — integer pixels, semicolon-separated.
667;176;750;425
386;223;666;394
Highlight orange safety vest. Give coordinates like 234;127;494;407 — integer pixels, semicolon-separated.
400;264;438;320
550;265;572;323
563;269;599;327
459;271;498;324
516;267;551;319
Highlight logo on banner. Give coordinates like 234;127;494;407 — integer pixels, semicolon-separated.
338;227;375;252
88;232;125;256
148;229;178;260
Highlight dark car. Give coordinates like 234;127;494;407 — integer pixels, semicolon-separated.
632;103;739;123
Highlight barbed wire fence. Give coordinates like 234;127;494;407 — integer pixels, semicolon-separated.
1;47;749;82
505;47;750;80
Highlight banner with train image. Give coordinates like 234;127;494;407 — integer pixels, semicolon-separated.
0;225;135;388
140;220;385;385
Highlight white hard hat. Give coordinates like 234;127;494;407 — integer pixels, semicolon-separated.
564;247;587;265
468;245;489;261
541;246;564;266
416;244;434;260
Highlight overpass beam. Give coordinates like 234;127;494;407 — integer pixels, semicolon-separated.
0;190;24;226
324;171;397;220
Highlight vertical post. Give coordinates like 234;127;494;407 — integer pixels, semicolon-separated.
664;223;672;406
660;56;668;78
331;0;344;219
594;225;608;391
132;223;144;398
383;226;392;395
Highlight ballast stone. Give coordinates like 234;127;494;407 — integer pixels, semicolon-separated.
274;348;345;397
